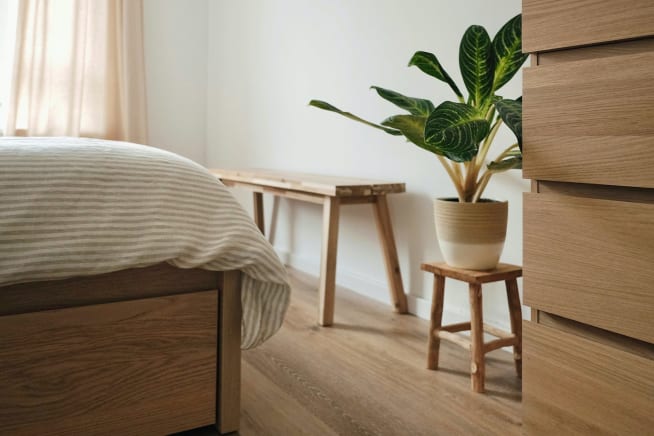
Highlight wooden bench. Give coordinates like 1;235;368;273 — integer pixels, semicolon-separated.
210;168;408;326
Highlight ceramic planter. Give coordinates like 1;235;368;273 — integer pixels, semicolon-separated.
433;198;508;270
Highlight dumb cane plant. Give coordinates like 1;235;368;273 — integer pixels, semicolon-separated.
310;14;527;203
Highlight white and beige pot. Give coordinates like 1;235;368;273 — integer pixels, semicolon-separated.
433;198;508;270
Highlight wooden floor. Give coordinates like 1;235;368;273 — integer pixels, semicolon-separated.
181;268;522;436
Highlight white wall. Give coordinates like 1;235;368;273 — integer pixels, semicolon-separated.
205;0;529;330
143;0;208;163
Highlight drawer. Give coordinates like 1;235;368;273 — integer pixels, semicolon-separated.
523;321;654;435
523;0;654;52
523;50;654;189
524;193;654;342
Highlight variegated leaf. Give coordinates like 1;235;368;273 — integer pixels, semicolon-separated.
459;25;494;108
408;51;463;100
488;154;522;171
424;101;490;162
381;115;441;155
492;14;528;92
371;86;435;116
308;100;403;135
495;98;522;150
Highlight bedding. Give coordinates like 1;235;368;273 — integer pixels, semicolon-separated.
0;136;290;348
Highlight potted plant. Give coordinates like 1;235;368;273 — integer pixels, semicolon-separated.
309;14;526;270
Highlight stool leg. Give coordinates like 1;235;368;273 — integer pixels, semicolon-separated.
427;275;445;370
505;278;523;378
469;283;484;393
318;196;340;326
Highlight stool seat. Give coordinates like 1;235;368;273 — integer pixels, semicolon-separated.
420;262;522;284
421;262;523;393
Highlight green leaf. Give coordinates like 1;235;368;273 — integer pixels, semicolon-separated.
381;115;441;155
492;14;528;92
371;86;435;116
308;100;403;136
488;154;522;171
495;98;522;150
424;101;490;162
459;25;494;108
408;51;463;100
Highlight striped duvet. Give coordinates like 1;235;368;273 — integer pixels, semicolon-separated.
0;136;290;348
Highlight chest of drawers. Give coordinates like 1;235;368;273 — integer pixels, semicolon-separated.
522;1;654;433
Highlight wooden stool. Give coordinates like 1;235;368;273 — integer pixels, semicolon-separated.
421;262;523;393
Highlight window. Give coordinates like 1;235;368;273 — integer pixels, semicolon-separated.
0;0;17;134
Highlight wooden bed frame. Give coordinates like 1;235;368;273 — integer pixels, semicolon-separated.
0;263;242;435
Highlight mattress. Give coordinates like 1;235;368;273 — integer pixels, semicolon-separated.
0;136;291;348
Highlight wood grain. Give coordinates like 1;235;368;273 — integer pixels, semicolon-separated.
221;180;325;205
537;37;654;66
537;180;654;204
427;275;445;369
238;268;522;436
523;0;654;52
0;291;218;436
373;195;408;313
469;283;485;393
420;262;522;284
523;321;654;435
505;279;522;378
217;271;242;434
318;196;340;326
217;169;408;326
524;193;654;343
523;50;654;188
0;263;221;316
537;311;654;361
211;168;405;197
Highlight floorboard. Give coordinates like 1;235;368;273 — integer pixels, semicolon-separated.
178;268;522;436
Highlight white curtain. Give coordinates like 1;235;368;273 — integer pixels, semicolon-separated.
5;0;148;143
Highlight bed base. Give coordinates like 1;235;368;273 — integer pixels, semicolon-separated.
0;263;241;435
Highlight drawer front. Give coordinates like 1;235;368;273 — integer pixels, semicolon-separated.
524;193;654;342
523;50;654;189
523;0;654;52
0;291;218;434
523;321;654;435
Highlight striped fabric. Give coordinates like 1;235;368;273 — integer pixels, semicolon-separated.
0;137;290;348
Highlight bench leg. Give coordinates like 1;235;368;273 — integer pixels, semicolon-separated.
427;275;445;370
505;278;523;378
253;192;265;235
318;196;340;326
372;195;408;313
469;283;485;393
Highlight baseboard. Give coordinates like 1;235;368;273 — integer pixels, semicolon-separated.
281;250;511;331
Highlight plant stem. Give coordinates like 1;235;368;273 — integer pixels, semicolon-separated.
470;143;520;203
462;161;475;202
493;143;519;162
475;117;503;170
471;170;493;203
437;155;465;202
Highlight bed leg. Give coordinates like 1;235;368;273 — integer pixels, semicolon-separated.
216;270;242;434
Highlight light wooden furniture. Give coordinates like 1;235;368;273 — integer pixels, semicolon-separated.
211;168;408;326
0;264;242;435
238;268;522;436
421;262;523;393
522;1;654;433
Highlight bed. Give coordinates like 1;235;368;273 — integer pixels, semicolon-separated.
0;137;291;435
